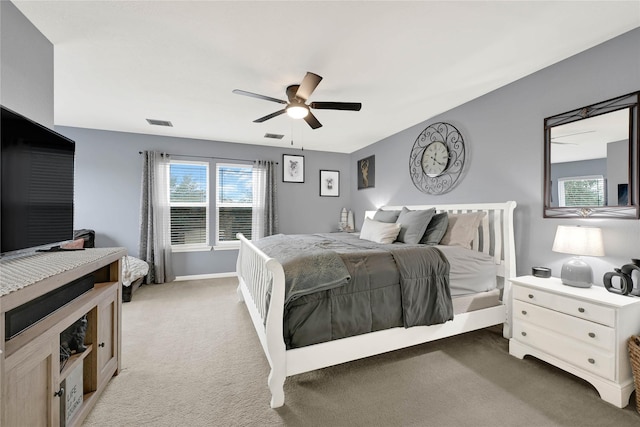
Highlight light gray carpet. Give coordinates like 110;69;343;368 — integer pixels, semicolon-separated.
83;278;640;426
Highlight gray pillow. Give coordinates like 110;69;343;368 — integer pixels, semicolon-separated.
395;207;436;244
440;212;486;249
373;209;401;223
420;212;449;245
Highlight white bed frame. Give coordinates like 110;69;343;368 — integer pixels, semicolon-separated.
236;201;517;408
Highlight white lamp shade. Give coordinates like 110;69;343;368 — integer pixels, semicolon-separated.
552;225;604;257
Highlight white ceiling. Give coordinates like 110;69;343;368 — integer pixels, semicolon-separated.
12;1;640;154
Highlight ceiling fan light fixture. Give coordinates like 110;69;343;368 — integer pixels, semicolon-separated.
286;104;309;119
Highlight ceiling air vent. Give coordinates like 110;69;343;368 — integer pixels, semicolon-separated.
146;119;173;127
264;133;284;139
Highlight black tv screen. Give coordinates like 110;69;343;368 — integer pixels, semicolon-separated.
1;106;75;255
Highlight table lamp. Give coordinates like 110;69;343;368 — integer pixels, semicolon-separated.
552;225;604;288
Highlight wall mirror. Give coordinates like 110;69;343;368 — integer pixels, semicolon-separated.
544;91;639;219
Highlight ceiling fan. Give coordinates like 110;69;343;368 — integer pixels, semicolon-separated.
233;72;362;129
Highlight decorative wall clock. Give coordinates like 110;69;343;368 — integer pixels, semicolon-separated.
409;122;465;195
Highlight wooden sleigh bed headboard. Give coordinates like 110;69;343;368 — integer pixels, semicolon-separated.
236;200;517;408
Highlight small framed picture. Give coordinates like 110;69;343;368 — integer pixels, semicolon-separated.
320;170;340;197
282;154;304;183
357;155;375;189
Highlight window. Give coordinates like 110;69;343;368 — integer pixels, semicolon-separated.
216;163;253;246
558;175;605;207
169;160;209;248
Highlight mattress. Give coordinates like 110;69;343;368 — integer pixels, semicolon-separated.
452;288;501;315
437;245;498;296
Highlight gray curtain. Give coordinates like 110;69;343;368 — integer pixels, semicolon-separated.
252;160;279;240
139;151;175;284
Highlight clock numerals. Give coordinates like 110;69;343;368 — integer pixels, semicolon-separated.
421;141;449;177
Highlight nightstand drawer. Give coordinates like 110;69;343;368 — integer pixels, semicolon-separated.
513;285;615;327
513;320;615;381
513;300;615;351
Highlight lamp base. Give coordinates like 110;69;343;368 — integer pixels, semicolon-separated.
560;257;593;288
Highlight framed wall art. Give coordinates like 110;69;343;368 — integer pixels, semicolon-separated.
357;155;375;189
283;154;304;183
320;170;339;197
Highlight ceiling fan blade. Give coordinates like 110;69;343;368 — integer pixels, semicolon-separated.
304;111;322;129
253;109;286;123
295;72;323;101
310;102;362;111
232;89;287;105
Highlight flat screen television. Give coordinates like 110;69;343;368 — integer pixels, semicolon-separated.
1;105;75;256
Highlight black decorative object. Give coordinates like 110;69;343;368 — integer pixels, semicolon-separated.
60;314;89;370
603;259;640;296
409;122;465;195
619;183;629;205
532;267;551;278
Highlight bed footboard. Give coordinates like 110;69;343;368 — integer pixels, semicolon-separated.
236;233;286;408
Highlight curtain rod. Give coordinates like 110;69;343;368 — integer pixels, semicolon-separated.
138;151;278;164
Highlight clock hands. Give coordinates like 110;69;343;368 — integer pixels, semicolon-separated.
426;154;446;167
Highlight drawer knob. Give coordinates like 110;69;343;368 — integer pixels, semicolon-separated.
522;310;527;315
99;342;106;348
54;387;64;398
588;332;596;338
578;307;585;313
588;358;595;364
521;331;527;337
528;294;534;299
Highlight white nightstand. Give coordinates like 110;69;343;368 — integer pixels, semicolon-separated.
509;275;640;408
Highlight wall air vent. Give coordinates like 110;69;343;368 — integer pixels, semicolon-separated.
146;119;173;127
264;133;284;139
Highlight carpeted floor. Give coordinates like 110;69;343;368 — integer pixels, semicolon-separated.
83;278;640;426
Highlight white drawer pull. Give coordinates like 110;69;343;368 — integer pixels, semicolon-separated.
588;358;595;364
578;307;585;313
588;332;596;338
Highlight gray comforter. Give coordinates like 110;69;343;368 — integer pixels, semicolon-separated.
255;232;453;349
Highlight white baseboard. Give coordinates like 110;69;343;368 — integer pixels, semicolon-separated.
174;272;237;282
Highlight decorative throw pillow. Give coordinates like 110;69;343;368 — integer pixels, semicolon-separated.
395;207;436;244
360;217;402;244
372;209;401;223
420;212;449;245
440;212;486;249
61;238;85;249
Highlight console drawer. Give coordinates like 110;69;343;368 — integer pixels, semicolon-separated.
513;320;615;381
513;300;615;351
513;285;615;327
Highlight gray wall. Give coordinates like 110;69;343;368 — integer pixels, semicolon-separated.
0;1;53;127
56;126;351;276
350;27;640;286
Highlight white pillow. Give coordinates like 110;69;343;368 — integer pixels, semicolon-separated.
359;217;402;244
